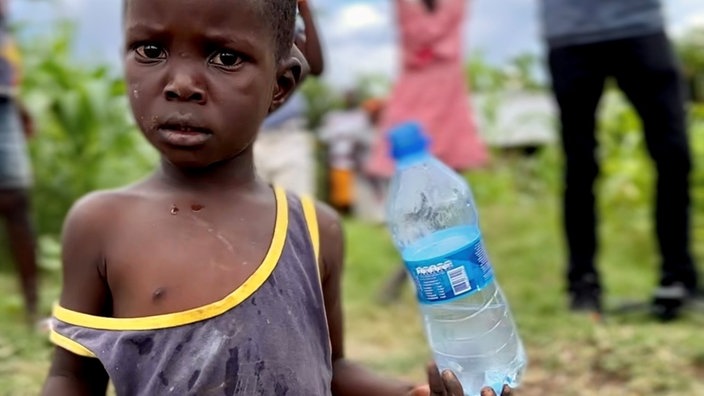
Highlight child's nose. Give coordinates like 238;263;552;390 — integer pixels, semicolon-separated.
163;69;207;104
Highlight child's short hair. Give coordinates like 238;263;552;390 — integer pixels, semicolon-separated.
260;0;298;61
123;0;297;62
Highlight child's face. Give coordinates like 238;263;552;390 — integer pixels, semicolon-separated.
124;0;282;169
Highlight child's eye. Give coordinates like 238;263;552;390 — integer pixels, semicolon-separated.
135;44;166;60
210;50;243;68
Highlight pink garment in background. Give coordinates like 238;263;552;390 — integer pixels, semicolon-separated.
366;0;488;178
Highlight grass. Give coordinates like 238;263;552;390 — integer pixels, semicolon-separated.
1;153;703;395
342;160;704;396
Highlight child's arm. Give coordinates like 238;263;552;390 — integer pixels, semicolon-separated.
316;202;415;394
43;349;110;396
17;100;34;139
316;202;476;395
42;194;113;395
296;0;324;76
271;1;322;109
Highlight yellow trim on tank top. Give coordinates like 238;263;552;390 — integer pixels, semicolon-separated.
50;330;96;358
300;195;321;282
300;195;320;264
52;187;289;331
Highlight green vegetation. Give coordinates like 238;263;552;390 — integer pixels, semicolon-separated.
1;23;703;396
20;23;157;236
677;26;704;102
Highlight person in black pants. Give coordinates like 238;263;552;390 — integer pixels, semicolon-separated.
541;0;698;321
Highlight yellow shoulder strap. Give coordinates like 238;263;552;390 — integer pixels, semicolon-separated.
49;329;96;358
300;195;321;270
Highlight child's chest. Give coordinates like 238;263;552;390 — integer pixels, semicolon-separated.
104;199;278;317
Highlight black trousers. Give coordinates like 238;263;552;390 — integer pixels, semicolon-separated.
547;31;698;292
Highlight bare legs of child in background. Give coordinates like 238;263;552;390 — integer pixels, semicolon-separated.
0;189;39;326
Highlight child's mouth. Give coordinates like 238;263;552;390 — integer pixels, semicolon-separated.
158;124;212;147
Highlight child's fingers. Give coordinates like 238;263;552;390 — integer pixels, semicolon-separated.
425;361;509;396
480;387;497;396
479;384;513;396
408;384;431;396
425;362;446;395
440;369;463;395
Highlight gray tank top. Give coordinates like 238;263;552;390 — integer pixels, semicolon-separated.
540;0;664;48
50;188;332;395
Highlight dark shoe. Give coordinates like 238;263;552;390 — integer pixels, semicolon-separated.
568;278;602;313
651;282;690;322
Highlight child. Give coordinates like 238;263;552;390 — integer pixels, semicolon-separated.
254;0;323;197
356;97;389;223
41;0;509;395
0;0;40;326
318;90;371;215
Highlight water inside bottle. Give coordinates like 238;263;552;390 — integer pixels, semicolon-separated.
402;226;481;263
421;286;526;394
402;226;526;396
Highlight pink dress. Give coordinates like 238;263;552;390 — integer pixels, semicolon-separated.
366;0;488;178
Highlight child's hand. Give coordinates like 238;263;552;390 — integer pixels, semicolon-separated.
18;102;34;139
297;0;309;10
408;362;513;396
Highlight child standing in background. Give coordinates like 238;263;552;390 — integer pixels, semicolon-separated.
0;0;40;326
318;90;372;215
254;0;324;197
355;97;388;223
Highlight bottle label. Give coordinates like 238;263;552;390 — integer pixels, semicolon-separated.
404;237;494;303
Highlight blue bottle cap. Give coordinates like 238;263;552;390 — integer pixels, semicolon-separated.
387;121;430;160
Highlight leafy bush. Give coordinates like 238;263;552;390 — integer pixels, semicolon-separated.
596;91;704;218
19;23;157;235
677;27;704;102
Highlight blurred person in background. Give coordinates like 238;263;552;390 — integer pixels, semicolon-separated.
254;0;324;196
318;89;372;215
368;0;488;303
540;0;699;321
365;0;488;180
355;97;387;223
0;0;39;325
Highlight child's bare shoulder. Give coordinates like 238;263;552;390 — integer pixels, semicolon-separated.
310;199;344;277
312;199;342;236
62;183;153;240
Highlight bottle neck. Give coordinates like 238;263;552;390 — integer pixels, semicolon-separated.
395;150;432;169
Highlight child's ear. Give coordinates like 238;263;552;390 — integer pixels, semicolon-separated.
269;54;304;114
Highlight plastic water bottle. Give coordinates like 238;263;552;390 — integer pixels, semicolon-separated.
384;122;526;396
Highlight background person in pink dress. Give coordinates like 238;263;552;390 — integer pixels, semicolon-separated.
369;0;489;302
365;0;488;180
